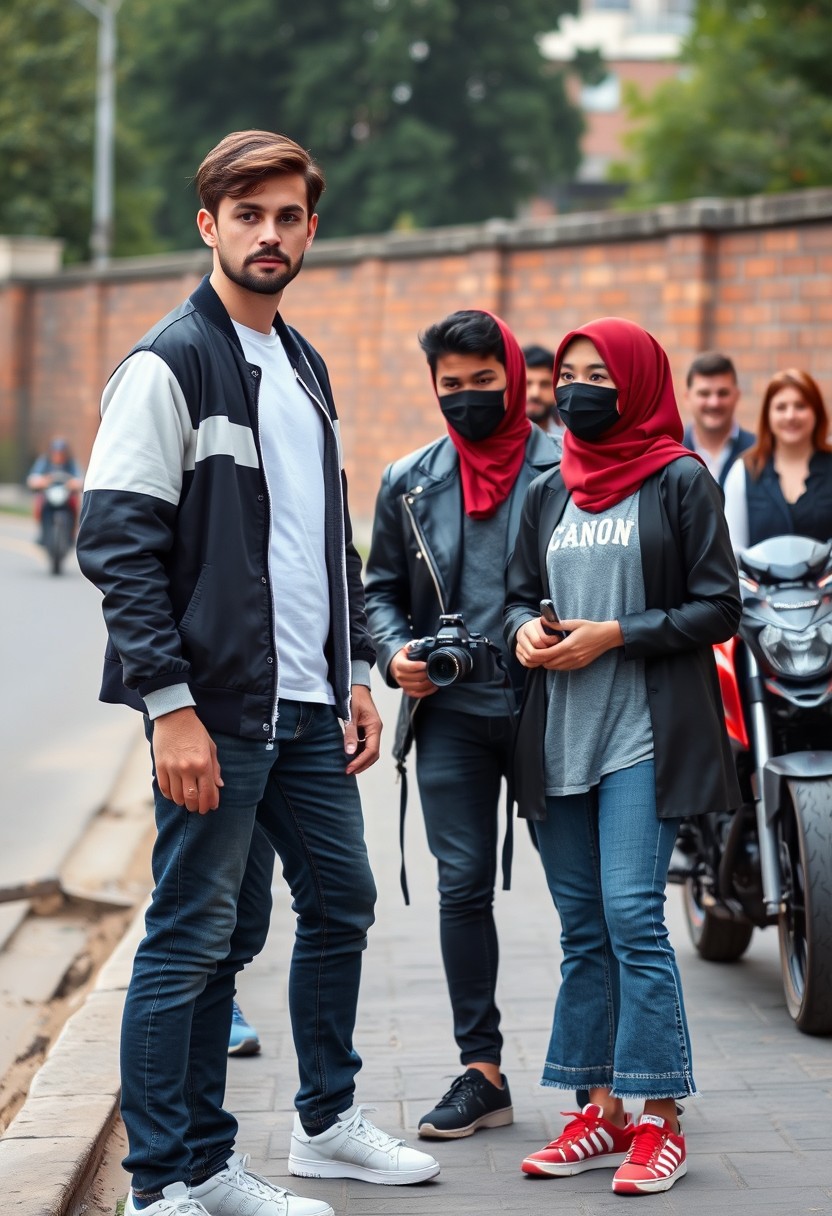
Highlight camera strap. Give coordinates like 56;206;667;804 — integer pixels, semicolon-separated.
395;757;412;905
395;750;516;908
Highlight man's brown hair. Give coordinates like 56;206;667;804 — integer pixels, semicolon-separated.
195;130;325;217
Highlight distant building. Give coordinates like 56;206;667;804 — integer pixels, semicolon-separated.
534;0;693;213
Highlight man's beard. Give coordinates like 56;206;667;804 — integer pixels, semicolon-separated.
526;402;551;424
218;246;304;296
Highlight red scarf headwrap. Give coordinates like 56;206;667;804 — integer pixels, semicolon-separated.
434;311;532;519
557;317;699;513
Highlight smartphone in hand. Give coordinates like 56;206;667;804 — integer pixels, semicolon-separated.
540;599;567;640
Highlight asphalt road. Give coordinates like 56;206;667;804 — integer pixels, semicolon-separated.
0;513;137;894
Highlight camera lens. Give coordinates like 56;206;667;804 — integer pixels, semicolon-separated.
426;645;473;687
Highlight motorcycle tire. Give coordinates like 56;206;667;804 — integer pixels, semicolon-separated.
778;778;832;1035
682;877;754;962
47;512;70;575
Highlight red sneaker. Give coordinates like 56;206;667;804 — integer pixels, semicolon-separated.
521;1104;634;1177
612;1113;687;1194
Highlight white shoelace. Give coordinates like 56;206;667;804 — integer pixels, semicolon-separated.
147;1199;207;1216
342;1106;404;1151
221;1154;294;1200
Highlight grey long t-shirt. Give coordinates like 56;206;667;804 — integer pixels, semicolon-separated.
543;489;653;796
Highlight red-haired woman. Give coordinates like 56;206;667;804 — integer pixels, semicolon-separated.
723;369;832;550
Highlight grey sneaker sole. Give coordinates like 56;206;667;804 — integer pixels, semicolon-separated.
287;1155;440;1185
418;1105;514;1139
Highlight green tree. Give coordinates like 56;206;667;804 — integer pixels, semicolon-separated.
121;0;589;247
616;1;832;205
0;0;160;261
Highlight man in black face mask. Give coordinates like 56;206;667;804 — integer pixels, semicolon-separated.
364;310;559;1143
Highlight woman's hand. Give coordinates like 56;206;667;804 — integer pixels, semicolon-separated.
515;617;563;668
540;619;624;670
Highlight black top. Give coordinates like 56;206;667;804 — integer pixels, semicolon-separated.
747;451;832;546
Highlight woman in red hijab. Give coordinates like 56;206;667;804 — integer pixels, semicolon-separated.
504;318;741;1195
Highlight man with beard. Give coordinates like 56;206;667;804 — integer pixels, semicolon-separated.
77;130;439;1216
523;343;563;442
682;351;754;487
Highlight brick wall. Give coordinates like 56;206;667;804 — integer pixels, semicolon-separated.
2;189;832;524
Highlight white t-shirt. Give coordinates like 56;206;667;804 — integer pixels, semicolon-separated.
233;321;334;705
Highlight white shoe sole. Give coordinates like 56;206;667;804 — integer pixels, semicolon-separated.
419;1106;514;1139
523;1151;628;1177
227;1038;261;1056
612;1159;687;1193
288;1154;440;1186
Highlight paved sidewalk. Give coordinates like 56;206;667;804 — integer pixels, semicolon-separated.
221;690;832;1216
9;683;832;1215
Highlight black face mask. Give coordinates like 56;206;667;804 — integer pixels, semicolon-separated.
439;389;506;442
555;382;619;440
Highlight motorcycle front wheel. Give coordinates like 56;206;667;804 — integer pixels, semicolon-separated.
682;875;754;962
778;778;832;1035
46;511;71;575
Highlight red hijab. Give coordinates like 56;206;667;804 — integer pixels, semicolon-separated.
557;317;698;513
434;311;532;519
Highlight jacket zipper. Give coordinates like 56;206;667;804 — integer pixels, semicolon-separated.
293;359;353;721
402;495;447;613
251;368;280;748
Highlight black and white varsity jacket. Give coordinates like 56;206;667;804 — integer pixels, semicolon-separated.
77;276;375;740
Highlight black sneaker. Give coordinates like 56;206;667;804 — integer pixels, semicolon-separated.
418;1068;513;1139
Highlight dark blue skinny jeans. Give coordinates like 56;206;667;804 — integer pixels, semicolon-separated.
413;703;514;1066
122;702;377;1194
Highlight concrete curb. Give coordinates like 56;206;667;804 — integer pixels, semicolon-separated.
0;900;146;1215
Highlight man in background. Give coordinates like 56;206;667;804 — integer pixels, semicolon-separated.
682;351;754;487
523;344;563;441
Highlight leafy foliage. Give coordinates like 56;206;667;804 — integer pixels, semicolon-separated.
615;0;832;205
2;0;588;256
0;0;159;261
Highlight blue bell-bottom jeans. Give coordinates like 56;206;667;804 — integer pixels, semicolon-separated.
122;702;377;1194
533;760;696;1100
413;703;514;1066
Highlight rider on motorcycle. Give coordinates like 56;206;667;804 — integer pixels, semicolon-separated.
26;437;83;544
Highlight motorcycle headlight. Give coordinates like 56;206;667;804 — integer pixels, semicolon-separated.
759;622;832;678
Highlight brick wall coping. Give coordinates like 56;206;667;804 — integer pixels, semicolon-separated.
8;185;832;287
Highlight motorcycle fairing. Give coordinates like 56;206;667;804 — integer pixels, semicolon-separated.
714;637;750;750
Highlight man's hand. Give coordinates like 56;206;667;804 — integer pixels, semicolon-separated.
515;617;563;668
344;685;383;775
389;645;438;699
152;707;223;814
538;619;624;671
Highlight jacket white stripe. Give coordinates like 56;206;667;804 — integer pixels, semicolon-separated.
190;414;259;470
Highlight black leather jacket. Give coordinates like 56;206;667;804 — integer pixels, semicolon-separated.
365;426;560;760
504;456;742;820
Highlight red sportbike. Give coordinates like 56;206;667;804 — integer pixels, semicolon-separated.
674;535;832;1034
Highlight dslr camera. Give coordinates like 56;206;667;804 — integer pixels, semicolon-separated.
408;613;504;687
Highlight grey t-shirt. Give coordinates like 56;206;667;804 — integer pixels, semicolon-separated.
543;489;653;795
435;496;515;718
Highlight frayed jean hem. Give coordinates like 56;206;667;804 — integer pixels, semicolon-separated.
541;1067;696;1102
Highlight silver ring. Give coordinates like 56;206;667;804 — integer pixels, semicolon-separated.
187;787;196;794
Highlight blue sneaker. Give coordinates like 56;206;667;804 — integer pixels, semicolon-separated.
228;1000;261;1056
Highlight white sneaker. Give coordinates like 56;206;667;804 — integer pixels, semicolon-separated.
190;1153;334;1216
125;1182;208;1216
288;1106;440;1186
